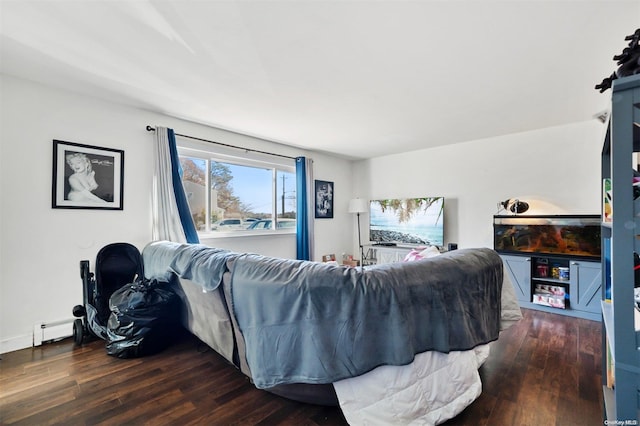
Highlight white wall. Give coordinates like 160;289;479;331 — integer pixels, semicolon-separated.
353;120;605;250
0;75;354;353
0;73;605;353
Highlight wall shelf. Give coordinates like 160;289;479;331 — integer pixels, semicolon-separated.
600;73;640;422
601;301;640;360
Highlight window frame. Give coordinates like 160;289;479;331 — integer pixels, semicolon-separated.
177;140;296;238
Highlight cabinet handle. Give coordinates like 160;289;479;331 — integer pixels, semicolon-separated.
526;258;531;262
571;262;578;265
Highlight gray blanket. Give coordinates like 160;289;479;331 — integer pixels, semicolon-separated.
142;241;237;292
230;248;504;389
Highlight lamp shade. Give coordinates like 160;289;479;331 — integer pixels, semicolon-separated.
348;198;369;213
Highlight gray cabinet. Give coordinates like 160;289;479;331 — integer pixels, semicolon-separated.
600;74;640;422
501;254;531;303
499;254;601;321
571;260;601;314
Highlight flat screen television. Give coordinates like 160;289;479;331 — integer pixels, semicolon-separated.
369;197;444;246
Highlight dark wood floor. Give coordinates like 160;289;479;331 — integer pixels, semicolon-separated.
1;308;602;425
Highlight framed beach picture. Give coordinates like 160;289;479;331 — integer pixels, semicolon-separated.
52;139;124;210
314;179;334;219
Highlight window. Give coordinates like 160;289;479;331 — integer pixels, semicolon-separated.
178;145;296;235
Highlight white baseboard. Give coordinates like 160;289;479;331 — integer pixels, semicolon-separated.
0;334;33;355
1;318;75;355
33;319;74;346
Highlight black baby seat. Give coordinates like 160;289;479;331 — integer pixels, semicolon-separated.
72;242;143;345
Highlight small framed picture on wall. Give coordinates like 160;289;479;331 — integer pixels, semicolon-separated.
52;139;124;210
315;179;334;219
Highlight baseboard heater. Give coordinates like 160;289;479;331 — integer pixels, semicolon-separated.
33;318;74;346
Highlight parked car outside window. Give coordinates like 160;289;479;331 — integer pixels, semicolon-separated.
211;219;243;230
247;219;296;230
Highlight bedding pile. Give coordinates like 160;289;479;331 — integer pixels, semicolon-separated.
333;257;522;425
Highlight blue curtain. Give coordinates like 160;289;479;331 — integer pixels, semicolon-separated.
166;129;199;244
296;157;312;260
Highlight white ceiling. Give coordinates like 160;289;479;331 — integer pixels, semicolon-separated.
1;1;638;159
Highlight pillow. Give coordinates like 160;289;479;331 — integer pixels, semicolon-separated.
419;246;441;258
403;245;441;262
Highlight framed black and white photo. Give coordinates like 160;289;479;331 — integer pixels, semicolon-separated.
52;139;124;210
314;179;334;219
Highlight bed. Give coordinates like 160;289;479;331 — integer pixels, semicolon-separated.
142;241;522;425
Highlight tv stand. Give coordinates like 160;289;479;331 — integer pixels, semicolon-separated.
363;244;412;265
498;252;601;321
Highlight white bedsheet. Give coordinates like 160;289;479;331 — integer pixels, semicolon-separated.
334;344;490;425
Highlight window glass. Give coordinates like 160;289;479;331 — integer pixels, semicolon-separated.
212;161;273;224
178;150;296;234
179;156;207;230
277;170;296;220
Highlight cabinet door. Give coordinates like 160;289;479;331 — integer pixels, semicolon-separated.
570;260;602;314
501;255;531;302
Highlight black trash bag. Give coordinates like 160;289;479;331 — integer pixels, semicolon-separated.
106;278;181;358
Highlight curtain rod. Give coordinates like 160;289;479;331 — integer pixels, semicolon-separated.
146;125;297;160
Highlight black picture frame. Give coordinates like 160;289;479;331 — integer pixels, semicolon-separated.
314;180;334;219
52;139;124;210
